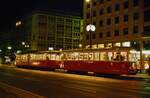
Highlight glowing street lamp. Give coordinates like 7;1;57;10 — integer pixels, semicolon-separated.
86;24;96;48
86;24;96;32
85;0;91;3
22;42;25;45
7;46;12;50
0;49;2;52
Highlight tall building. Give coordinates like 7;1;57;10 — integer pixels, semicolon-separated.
84;0;150;49
83;0;150;70
15;9;83;51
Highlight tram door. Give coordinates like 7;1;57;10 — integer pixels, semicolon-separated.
113;52;127;61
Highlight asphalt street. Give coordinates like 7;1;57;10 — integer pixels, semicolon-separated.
0;65;150;98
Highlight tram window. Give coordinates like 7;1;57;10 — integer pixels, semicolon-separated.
83;53;88;60
55;55;60;60
43;53;49;60
94;52;100;61
79;53;84;60
38;54;44;60
121;52;127;61
100;52;106;61
72;52;79;60
88;53;93;60
108;52;113;61
114;52;125;61
30;54;36;61
129;53;139;62
51;54;56;60
22;54;28;62
65;53;72;60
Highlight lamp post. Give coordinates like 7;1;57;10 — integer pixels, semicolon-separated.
85;0;96;48
86;24;96;48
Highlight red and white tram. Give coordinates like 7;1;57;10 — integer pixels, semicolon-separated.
62;47;137;75
15;47;137;75
15;51;62;69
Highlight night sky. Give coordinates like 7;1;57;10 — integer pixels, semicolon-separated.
0;0;83;32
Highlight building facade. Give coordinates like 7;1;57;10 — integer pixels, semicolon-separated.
15;10;83;51
83;0;150;70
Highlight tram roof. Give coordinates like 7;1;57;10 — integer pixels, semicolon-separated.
16;50;61;55
63;47;133;52
16;47;133;55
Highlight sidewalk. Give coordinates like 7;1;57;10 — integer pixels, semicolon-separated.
127;73;150;80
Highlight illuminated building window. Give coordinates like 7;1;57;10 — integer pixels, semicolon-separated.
122;41;131;47
114;42;121;47
107;43;112;48
98;44;104;48
92;44;97;49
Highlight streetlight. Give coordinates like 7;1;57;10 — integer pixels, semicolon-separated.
22;42;25;45
86;24;96;48
85;0;96;48
85;0;90;3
